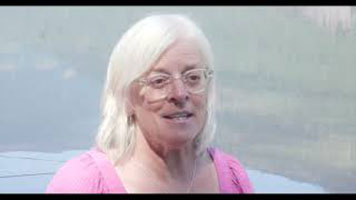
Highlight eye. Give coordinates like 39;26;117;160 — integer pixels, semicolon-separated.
148;75;170;89
186;72;202;83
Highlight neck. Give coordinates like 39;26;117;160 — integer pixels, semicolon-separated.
130;128;198;183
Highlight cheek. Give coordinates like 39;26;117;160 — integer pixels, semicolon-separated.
134;104;162;136
135;92;165;125
142;96;165;113
192;95;208;120
134;87;164;112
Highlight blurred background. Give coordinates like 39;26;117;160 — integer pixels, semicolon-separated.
0;6;355;193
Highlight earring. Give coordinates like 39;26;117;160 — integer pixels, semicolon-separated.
128;114;134;125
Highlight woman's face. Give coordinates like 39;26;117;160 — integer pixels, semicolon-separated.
130;39;209;149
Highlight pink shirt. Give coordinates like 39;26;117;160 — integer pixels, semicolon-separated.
46;147;254;193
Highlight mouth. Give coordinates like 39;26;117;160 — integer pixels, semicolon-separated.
162;111;194;122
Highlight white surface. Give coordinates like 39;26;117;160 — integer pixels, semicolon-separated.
0;150;84;193
247;169;326;193
0;150;326;193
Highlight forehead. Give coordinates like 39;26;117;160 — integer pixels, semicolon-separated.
150;39;204;74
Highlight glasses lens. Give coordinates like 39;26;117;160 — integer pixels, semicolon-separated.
147;75;170;89
141;69;212;101
144;74;170;101
184;69;209;94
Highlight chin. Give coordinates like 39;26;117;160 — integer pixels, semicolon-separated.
162;131;198;148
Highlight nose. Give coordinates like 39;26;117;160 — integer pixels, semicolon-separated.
167;78;189;107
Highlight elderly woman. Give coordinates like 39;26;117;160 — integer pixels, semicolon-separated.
46;14;253;193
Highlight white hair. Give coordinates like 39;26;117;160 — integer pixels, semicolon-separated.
95;14;216;165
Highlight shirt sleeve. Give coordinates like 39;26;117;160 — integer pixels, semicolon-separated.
46;152;108;193
225;154;254;193
211;147;254;194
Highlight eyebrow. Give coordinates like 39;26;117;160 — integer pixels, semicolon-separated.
150;65;200;75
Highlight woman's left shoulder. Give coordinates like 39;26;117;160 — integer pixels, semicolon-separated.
207;147;254;193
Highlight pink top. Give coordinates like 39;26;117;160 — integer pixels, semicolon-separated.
46;147;254;193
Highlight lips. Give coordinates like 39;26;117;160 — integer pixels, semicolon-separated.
162;111;194;120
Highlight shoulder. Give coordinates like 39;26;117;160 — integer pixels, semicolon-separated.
46;149;109;193
208;147;254;193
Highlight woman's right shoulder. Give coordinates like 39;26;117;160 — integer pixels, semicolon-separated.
46;149;108;193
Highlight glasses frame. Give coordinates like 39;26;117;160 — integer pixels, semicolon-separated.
136;68;214;98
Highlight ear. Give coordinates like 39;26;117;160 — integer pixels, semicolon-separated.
125;92;135;116
126;102;134;116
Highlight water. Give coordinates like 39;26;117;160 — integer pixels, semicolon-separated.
0;6;355;193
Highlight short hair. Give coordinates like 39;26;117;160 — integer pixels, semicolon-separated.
95;14;216;165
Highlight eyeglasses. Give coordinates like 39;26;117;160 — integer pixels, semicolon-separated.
136;68;213;101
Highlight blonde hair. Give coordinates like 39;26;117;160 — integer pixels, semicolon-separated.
95;14;216;165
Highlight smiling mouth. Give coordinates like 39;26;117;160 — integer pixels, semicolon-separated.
162;111;194;121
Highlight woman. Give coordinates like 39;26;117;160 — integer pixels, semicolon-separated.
46;14;254;193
